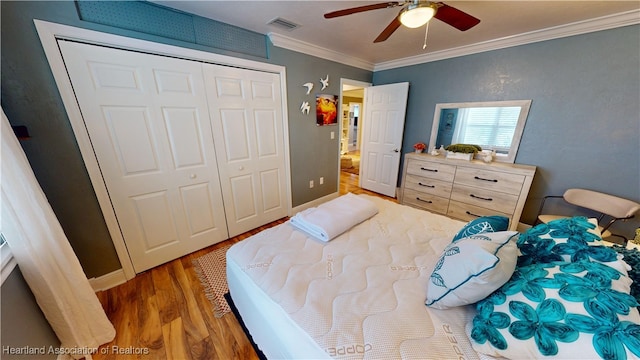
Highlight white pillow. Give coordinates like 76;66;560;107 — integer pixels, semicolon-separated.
426;231;519;309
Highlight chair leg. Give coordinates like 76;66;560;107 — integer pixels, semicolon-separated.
606;233;627;246
535;195;563;226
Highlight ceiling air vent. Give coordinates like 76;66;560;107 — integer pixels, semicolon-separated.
267;17;300;31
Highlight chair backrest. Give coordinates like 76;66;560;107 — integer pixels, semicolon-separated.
563;188;640;220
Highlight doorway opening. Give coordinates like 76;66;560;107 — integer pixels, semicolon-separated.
339;79;370;179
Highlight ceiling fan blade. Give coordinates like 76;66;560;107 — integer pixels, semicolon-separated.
433;2;480;31
324;2;401;19
374;15;402;43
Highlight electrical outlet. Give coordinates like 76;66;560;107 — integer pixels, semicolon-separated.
330;131;335;139
320;177;324;185
309;180;314;188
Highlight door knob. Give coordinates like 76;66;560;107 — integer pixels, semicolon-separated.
393;149;399;153
189;174;197;179
238;166;244;171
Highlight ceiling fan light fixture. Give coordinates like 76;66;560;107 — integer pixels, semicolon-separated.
399;3;436;28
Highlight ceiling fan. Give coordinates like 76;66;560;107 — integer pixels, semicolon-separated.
324;1;480;43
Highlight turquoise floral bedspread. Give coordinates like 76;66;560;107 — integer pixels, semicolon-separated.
471;217;640;359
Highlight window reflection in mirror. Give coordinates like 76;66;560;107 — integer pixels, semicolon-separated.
429;100;532;163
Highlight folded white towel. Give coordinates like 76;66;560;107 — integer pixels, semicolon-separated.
290;193;379;242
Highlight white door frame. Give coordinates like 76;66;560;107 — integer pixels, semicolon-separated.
338;78;371;190
35;20;292;282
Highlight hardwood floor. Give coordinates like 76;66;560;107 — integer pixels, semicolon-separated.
94;172;394;359
339;170;397;202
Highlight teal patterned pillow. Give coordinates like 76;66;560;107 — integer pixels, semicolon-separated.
426;231;518;309
452;215;510;242
611;245;640;299
517;217;617;267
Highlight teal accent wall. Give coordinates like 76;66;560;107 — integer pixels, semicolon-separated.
75;1;268;58
1;268;60;359
0;1;371;278
374;25;640;237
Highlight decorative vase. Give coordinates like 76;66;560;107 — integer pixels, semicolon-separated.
415;149;423;153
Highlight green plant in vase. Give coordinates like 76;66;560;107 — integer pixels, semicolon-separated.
445;144;482;153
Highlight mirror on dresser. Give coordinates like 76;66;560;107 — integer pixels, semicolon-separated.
428;100;532;163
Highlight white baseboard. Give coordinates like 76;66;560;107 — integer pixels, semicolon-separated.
290;192;340;216
89;269;127;292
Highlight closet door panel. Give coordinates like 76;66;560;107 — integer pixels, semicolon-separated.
219;109;251;161
204;64;288;237
163;108;207;168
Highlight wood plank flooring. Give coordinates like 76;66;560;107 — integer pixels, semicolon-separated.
93;172;394;359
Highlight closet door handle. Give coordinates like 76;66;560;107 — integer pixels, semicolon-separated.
470;194;493;201
474;176;498;183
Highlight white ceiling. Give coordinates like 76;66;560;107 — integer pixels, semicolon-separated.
153;1;640;70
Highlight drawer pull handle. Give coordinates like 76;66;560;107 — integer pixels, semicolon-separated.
416;197;433;204
420;167;438;172
418;182;435;188
474;176;498;183
470;194;493;201
465;210;483;218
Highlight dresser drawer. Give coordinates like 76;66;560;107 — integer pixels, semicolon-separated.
451;184;518;214
447;200;512;225
402;189;449;214
407;159;456;182
404;174;453;198
454;167;525;195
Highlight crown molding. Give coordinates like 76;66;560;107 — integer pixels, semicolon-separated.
268;10;639;72
268;32;375;71
374;9;640;71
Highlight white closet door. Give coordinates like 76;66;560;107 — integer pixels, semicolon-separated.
204;65;288;237
59;41;228;273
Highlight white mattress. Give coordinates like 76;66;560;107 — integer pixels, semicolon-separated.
227;195;484;359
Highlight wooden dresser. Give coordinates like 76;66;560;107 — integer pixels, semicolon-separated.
400;153;536;230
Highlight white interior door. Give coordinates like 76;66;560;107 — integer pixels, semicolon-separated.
204;65;288;237
360;82;410;197
59;41;228;273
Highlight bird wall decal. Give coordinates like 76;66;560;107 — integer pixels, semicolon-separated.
300;101;310;114
303;82;314;95
320;75;329;90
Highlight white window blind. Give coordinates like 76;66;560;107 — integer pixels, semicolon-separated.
454;106;521;151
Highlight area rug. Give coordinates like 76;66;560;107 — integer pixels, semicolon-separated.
193;243;233;318
341;164;359;175
340;156;360;175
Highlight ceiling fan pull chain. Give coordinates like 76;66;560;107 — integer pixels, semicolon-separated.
422;21;430;49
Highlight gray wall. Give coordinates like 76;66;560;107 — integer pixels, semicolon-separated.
1;268;59;359
269;49;371;206
0;1;371;278
375;25;640;238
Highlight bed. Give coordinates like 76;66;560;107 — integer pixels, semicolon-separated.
226;194;640;359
